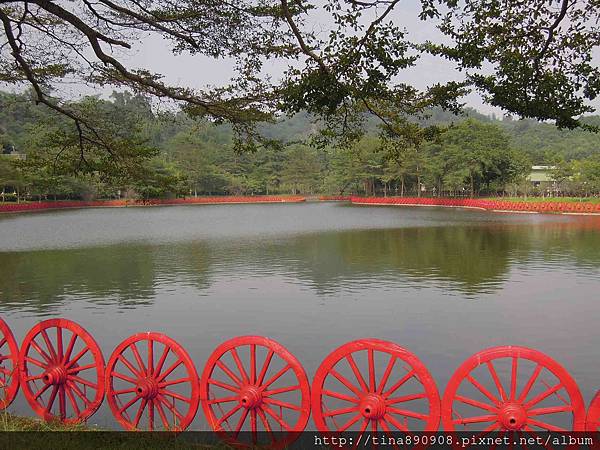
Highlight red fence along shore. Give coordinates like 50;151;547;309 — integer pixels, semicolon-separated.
1;196;599;215
350;196;600;215
0;196;306;214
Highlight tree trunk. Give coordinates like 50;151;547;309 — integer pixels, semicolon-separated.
470;173;475;197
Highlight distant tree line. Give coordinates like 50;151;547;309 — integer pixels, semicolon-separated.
1;90;599;201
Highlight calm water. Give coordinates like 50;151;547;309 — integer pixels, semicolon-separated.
0;202;599;429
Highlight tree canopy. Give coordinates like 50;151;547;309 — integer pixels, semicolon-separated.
1;1;599;174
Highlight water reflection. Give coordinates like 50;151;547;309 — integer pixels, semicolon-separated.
1;214;599;312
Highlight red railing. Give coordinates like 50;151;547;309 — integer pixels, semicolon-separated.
350;197;600;215
0;317;597;440
0;196;306;214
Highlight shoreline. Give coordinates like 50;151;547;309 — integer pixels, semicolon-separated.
1;195;600;217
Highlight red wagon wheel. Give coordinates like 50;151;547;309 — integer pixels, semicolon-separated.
312;339;440;434
442;346;586;432
0;318;19;409
586;392;600;431
106;332;200;431
19;318;105;423
200;336;310;449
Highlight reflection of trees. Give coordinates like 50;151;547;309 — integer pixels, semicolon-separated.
1;218;599;312
0;243;214;312
219;220;600;296
234;227;518;296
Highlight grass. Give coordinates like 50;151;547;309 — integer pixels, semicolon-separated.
0;411;93;431
0;412;235;449
485;196;600;203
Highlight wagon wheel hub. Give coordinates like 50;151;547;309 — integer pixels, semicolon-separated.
499;402;527;430
43;365;67;385
136;378;159;400
360;394;386;420
239;385;262;409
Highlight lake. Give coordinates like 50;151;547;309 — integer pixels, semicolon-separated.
0;202;598;430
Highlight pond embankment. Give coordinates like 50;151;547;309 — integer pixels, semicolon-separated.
1;195;600;215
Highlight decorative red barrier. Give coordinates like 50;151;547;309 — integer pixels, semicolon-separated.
200;336;311;449
311;339;440;433
0;318;598;435
0;196;307;214
587;392;600;431
105;332;200;431
0;318;19;409
349;197;600;215
19;319;105;423
441;346;586;432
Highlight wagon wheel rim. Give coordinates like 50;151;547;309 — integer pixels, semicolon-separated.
19;318;105;423
0;318;19;409
442;346;586;433
312;339;441;434
106;332;200;431
586;392;600;431
200;336;310;449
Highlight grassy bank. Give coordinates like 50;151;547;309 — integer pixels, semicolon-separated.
0;412;93;431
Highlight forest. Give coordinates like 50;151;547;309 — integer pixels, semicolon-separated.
1;90;600;201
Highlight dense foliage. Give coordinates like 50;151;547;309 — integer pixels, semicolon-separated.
2;90;599;200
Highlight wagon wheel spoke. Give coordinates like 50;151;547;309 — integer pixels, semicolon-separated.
323;406;359;417
509;357;518;401
215;360;242;386
118;354;143;378
208;378;240;393
383;413;409;432
527;418;567;432
30;339;52;363
518;364;542;403
256;349;274;386
386;392;427;405
234;408;249;437
40;329;58;362
62;333;78;365
261;364;291;390
323;389;360;403
346;354;368;393
467;374;501;406
454;394;498;412
453;414;498;425
377;356;396;395
527;405;572;416
330;369;363;398
64;346;89;369
130;343;147;376
263;384;301;397
250;344;256;385
523;383;563;409
147;340;154;377
387;407;429;421
230;348;249;384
